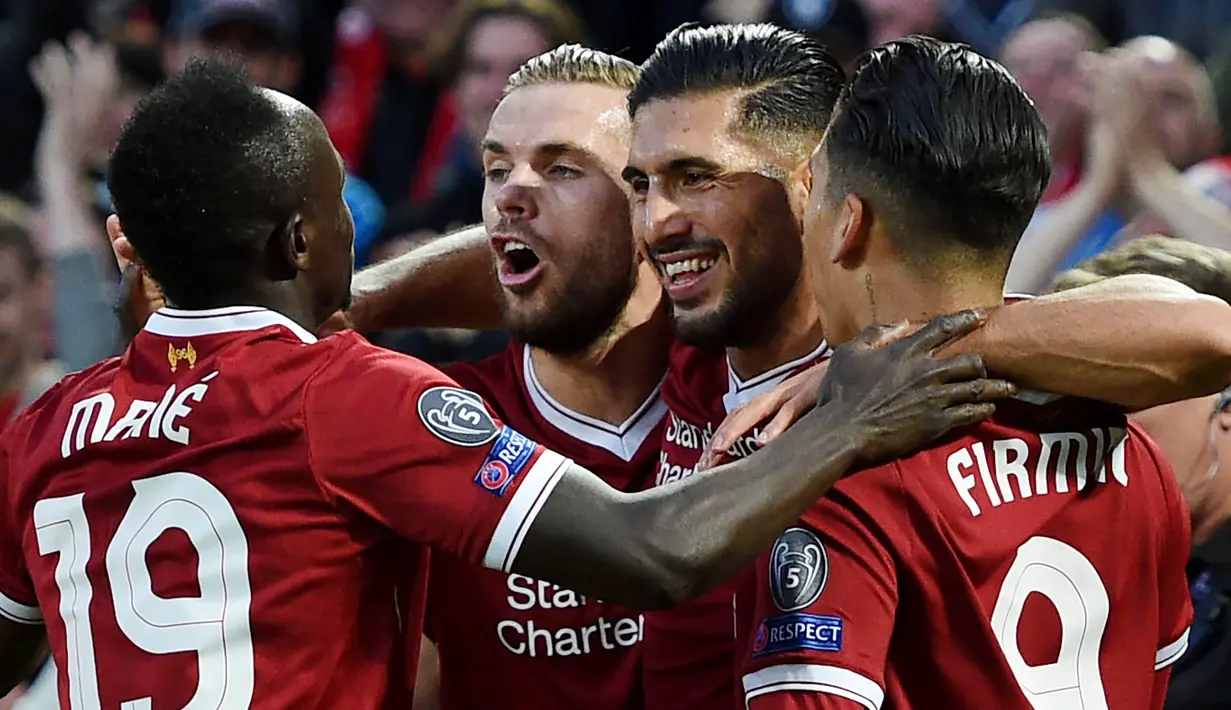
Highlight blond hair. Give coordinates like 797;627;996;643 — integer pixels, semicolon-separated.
1049;235;1231;303
504;43;639;95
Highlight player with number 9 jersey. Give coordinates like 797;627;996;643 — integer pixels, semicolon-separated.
0;307;573;709
740;397;1193;710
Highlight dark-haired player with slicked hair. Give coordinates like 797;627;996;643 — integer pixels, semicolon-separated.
619;24;848;710
0;57;1018;707
740;36;1192;710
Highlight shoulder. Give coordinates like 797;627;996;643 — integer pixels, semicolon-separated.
308;331;450;385
441;344;519;409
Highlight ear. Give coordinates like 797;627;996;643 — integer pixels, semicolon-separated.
276;213;309;274
107;214;138;270
785;157;811;232
830;194;870;267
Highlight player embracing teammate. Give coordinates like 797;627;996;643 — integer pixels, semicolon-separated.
11;23;1231;710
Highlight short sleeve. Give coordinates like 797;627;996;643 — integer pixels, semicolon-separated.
304;339;574;572
0;441;40;625
742;480;899;710
1143;425;1193;672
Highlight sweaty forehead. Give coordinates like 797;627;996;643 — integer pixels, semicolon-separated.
627;92;763;172
485;84;631;166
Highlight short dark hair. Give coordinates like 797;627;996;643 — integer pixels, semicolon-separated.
628;23;845;156
108;57;313;308
825;36;1050;265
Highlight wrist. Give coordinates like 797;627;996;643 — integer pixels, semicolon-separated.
800;404;866;471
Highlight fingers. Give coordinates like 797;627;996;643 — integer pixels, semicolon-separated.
932;378;1017;407
942;402;998;429
897;309;987;355
759;397;807;444
926;352;988;383
849;322;906;350
864;321;914;348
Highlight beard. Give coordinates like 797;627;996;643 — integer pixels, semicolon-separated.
671;237;802;349
502;245;638;357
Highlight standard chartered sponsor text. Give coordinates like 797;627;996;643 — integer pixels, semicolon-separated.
498;574;644;657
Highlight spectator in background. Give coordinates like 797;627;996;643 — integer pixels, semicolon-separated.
372;0;584;262
0;195;61;710
28;34;163;372
0;0;91;193
320;0;458;207
1001;14;1106;204
1008;37;1231;293
1031;0;1231;61
0;197;64;426
164;0;301;92
1049;235;1231;710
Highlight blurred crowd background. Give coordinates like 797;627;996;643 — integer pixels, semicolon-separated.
3;0;1231;385
6;0;1231;705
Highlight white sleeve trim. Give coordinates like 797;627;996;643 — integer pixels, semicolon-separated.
1155;627;1190;670
743;664;884;710
0;588;42;624
482;449;572;573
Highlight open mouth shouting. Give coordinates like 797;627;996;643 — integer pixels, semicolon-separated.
653;250;723;302
492;236;545;291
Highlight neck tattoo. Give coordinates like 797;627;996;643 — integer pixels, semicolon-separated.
865;273;878;323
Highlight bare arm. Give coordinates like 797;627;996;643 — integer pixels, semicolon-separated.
0;619;47;696
944;274;1231;409
347;224;502;332
514;313;1015;609
702;276;1231;463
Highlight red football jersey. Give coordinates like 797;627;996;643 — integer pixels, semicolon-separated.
425;342;667;709
0;307;574;710
645;339;833;710
741;398;1193;710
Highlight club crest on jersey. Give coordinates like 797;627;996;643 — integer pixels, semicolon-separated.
770;527;828;612
418;386;500;447
474;427;537;497
752;613;843;657
167;342;196;372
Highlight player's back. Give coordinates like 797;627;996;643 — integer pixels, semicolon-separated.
742;398;1193;710
1;308;421;709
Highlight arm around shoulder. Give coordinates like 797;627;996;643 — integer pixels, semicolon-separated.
946;274;1231;409
347;223;503;332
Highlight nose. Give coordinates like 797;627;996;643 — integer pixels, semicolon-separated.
640;183;690;249
494;165;540;221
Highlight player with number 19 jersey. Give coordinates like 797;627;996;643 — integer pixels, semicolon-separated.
741;398;1193;710
0;307;574;709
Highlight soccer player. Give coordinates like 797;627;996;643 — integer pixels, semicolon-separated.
419;46;670;709
618;25;844;710
739;37;1192;710
0;58;1012;707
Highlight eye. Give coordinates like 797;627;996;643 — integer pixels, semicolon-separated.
484;166;510;182
547;164;581;178
681;170;711;188
628;176;649;195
